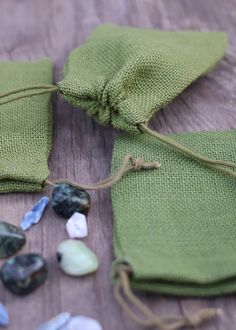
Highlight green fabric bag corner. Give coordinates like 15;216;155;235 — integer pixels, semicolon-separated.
111;130;236;297
58;24;227;132
0;59;53;193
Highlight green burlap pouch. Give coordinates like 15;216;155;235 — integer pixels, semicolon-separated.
0;60;53;192
111;130;236;297
58;24;227;132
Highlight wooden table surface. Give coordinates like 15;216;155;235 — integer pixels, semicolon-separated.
1;0;236;329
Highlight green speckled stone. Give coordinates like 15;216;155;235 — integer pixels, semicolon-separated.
0;221;26;259
57;240;99;276
1;254;48;295
52;183;91;218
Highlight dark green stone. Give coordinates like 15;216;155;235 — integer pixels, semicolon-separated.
1;253;48;295
0;221;26;259
52;183;91;218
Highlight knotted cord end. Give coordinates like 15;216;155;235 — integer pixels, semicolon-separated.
44;154;160;191
130;158;161;171
185;308;222;327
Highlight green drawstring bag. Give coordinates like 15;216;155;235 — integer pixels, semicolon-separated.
0;60;53;193
113;130;236;297
111;130;236;329
58;24;227;133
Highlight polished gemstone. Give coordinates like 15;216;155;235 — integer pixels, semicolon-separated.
0;221;26;259
52;184;91;218
1;254;48;295
57;240;99;276
20;196;49;231
66;212;88;239
0;302;9;327
62;315;103;330
36;312;71;330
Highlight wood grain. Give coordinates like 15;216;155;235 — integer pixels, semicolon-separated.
0;0;236;329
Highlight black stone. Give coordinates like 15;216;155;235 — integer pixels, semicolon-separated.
0;221;26;259
1;254;48;295
51;183;91;218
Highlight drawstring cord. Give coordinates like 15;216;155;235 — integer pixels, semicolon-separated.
0;84;58;106
44;154;161;190
139;123;236;176
114;265;222;330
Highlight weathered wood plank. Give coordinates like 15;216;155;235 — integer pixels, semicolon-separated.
0;0;236;329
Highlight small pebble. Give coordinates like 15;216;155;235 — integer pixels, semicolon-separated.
0;221;26;259
52;183;91;218
20;196;49;231
1;254;48;295
66;212;88;239
0;303;9;328
62;315;103;330
57;240;99;276
36;312;71;330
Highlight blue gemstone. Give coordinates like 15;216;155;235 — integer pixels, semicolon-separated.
36;312;71;330
20;197;49;231
0;302;9;327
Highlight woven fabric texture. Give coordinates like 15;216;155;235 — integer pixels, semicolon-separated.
111;130;236;296
58;24;227;132
0;60;53;193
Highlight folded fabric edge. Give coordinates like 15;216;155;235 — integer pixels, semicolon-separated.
0;178;48;194
111;258;236;297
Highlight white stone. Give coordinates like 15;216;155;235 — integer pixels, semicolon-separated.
66;212;88;238
62;315;103;330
